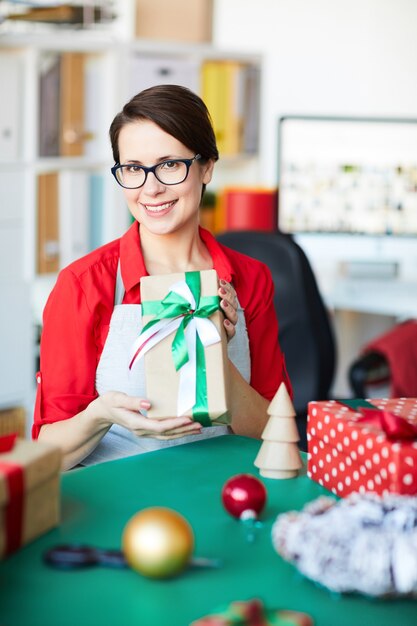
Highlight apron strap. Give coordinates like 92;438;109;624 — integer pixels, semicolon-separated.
114;259;125;306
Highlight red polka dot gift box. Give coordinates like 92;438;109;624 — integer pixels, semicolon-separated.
307;398;417;498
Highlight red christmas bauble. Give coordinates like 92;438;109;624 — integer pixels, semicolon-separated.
221;474;267;520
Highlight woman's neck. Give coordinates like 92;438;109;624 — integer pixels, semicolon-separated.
140;223;212;275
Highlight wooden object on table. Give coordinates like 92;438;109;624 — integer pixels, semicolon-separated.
254;382;303;479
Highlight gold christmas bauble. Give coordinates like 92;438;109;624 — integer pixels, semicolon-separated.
122;507;194;579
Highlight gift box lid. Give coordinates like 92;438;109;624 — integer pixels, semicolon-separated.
140;268;219;300
0;438;61;506
308;398;417;443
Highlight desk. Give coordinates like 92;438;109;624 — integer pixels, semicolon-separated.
0;436;416;626
327;278;417;318
294;233;417;319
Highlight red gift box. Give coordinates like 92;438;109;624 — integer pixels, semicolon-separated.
307;398;417;498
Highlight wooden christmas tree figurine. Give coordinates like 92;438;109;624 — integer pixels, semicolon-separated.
254;382;303;479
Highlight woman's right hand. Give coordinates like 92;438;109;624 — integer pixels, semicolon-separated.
89;391;202;438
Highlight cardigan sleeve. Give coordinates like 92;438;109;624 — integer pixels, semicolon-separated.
32;268;99;438
241;261;292;402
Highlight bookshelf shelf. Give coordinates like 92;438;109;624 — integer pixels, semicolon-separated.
34;157;114;171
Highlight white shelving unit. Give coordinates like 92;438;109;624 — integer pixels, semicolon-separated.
0;27;262;412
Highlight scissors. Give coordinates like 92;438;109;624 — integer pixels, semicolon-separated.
43;544;222;570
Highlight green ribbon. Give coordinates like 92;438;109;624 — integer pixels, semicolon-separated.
141;271;220;426
337;398;376;412
204;600;301;625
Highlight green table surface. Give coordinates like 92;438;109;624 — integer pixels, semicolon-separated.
0;435;416;626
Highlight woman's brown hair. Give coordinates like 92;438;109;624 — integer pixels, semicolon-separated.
109;84;219;165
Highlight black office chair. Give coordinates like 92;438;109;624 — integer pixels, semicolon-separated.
216;230;337;450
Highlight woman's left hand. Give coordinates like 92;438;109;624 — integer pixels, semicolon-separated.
218;279;238;341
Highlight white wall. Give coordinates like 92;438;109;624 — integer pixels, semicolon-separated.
214;0;417;395
214;0;417;185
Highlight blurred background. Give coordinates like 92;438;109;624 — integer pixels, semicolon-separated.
1;0;416;435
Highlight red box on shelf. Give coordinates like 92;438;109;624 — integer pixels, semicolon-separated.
223;187;277;232
307;398;417;498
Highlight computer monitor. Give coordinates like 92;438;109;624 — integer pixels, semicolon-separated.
277;115;417;236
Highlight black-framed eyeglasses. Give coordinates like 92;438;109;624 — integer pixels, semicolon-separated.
111;154;201;189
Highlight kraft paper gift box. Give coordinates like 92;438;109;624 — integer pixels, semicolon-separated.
307;398;417;498
134;270;230;430
135;0;213;43
0;434;61;558
0;406;26;438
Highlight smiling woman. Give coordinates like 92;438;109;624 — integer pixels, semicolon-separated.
113;119;213;239
32;84;292;470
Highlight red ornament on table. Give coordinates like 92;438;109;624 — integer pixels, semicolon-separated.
221;473;267;520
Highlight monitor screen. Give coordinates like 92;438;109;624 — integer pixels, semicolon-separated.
277;116;417;235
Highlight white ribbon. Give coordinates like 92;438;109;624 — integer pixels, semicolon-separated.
130;279;221;416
